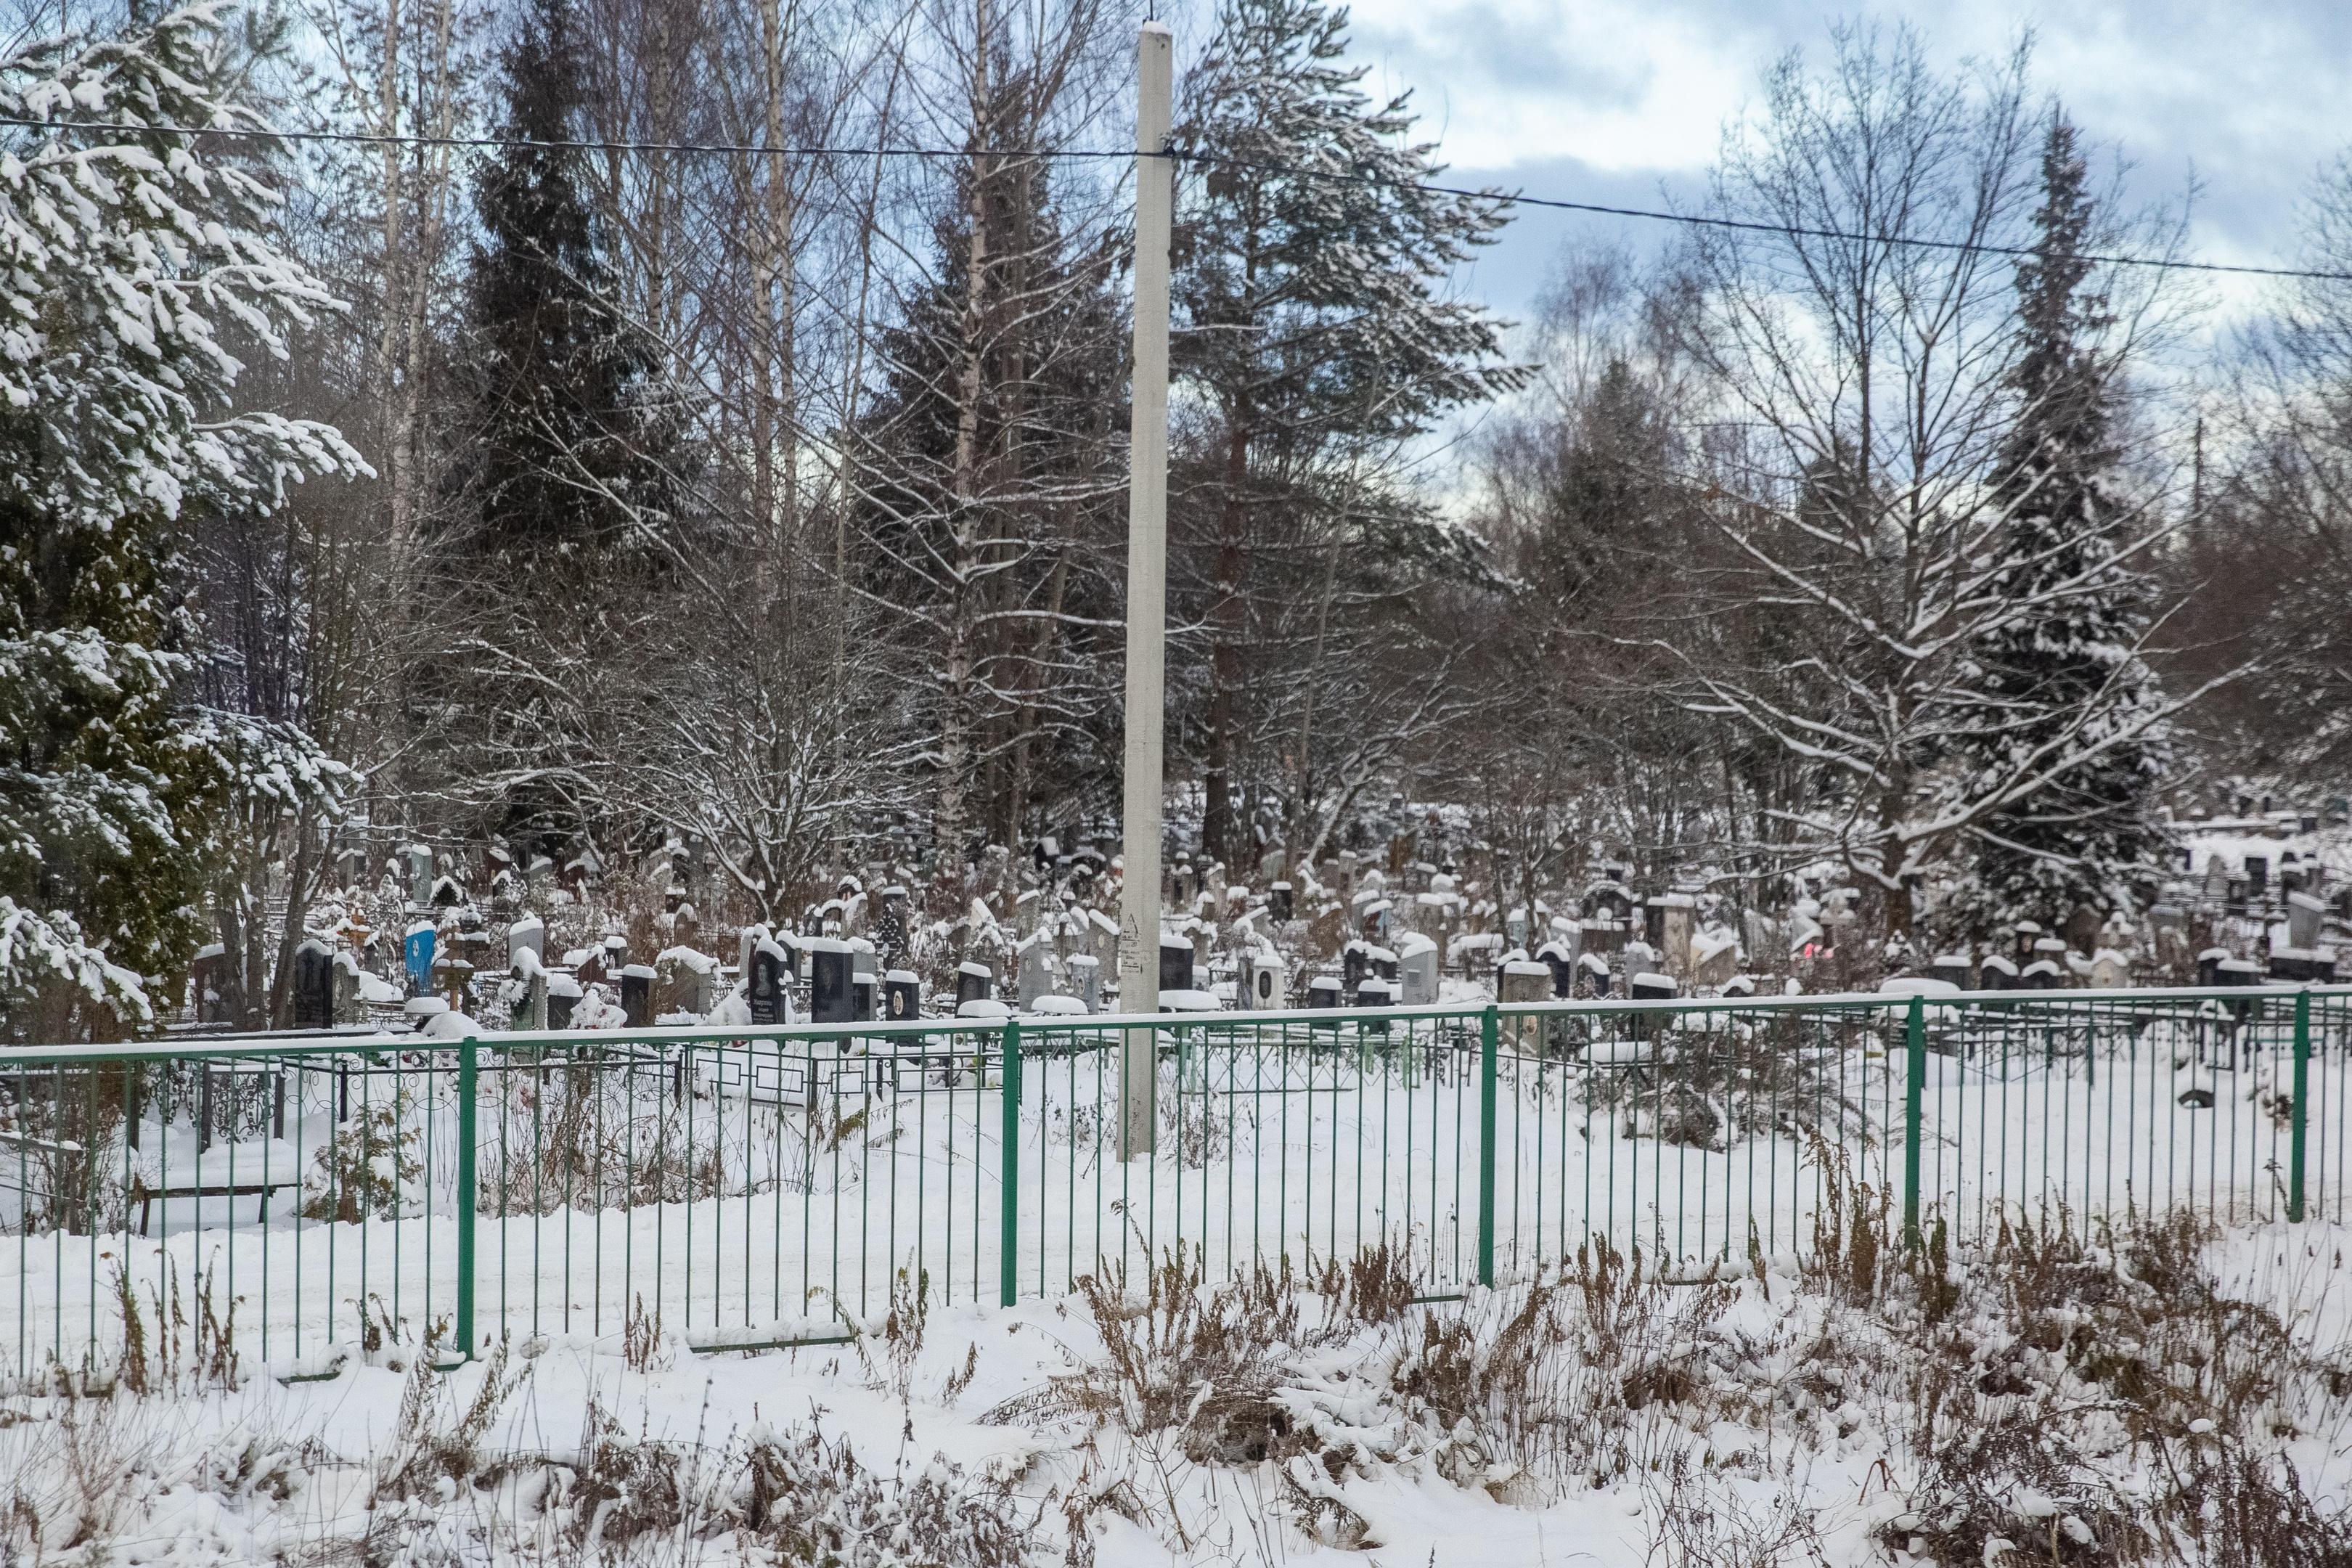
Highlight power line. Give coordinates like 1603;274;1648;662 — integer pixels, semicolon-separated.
5;112;2348;284
0;113;1134;163
1182;150;2352;284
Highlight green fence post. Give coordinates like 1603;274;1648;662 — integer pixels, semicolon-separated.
2292;987;2311;1223
1477;1005;1498;1289
455;1038;478;1360
1903;993;1925;1249
1000;1017;1021;1307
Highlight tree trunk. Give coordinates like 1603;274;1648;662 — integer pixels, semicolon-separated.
1204;415;1248;865
936;20;992;874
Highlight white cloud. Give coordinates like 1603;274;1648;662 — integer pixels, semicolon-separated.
1348;0;1755;174
1340;0;2352;277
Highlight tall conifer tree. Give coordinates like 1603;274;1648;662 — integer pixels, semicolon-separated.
0;7;359;1035
1172;0;1524;863
1959;116;2169;926
463;0;653;567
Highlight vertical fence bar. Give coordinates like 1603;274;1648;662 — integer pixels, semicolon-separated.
1000;1018;1021;1307
455;1040;479;1359
2292;987;2311;1223
1903;993;1925;1247
1477;1004;1498;1288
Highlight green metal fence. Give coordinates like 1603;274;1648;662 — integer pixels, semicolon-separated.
1;986;2343;1382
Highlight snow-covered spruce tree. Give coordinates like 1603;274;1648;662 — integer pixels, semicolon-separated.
1171;0;1525;867
429;0;666;853
461;0;656;569
0;4;362;1038
1952;117;2171;933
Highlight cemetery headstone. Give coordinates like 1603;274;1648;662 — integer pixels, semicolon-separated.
748;939;791;1024
1241;950;1285;1010
332;950;363;1024
883;969;922;1022
1689;927;1738;988
1497;960;1549;1005
404;920;436;995
1536;938;1576;998
1577;952;1614;997
1159;935;1194;993
1067;952;1101;1012
1090;907;1121;971
955;960;995;1010
620;964;656;1027
1269;882;1294;923
1342;940;1371;992
1397;934;1440;1005
1018;940;1053;1010
849;940;878;1021
1930;954;1973;990
2291;890;2327;951
547;972;581;1029
1452;931;1503;978
1980;955;2018;991
1646;894;1696;976
506;912;545;971
808;939;854;1024
1629;973;1678;1002
1580;916;1626;957
291;937;335;1029
1308;975;1344;1009
512;964;549;1031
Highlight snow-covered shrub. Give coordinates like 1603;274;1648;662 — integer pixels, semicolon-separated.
301;1095;425;1222
1576;1010;1872;1152
740;1424;1030;1568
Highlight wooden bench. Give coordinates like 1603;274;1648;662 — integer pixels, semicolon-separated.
131;1169;295;1236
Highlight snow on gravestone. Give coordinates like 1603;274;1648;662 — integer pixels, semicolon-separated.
1067;952;1101;1012
1241;949;1285;1010
619;964;657;1028
1397;933;1439;1005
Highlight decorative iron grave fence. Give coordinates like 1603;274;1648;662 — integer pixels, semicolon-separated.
2;986;2345;1381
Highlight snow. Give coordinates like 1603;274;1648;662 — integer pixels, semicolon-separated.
3;1216;2345;1565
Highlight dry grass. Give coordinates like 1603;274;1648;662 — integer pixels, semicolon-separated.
1885;1211;2352;1567
9;1201;2352;1567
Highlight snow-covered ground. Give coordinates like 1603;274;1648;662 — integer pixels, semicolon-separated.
2;1214;2347;1565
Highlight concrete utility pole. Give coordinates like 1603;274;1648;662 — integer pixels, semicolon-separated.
1117;18;1173;1160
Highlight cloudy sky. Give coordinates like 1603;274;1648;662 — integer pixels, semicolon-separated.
1328;0;2352;328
